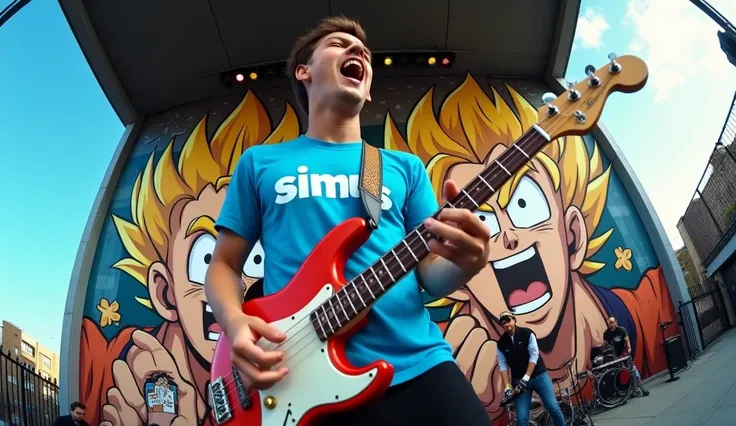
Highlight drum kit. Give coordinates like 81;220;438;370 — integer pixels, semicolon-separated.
502;343;638;425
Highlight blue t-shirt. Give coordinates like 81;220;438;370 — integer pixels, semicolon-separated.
215;135;454;385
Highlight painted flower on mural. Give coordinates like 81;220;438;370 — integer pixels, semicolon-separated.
614;246;633;271
97;298;121;327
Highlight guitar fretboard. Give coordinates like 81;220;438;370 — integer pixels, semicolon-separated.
309;125;551;340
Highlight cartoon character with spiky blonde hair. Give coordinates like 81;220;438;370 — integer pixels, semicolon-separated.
385;74;676;421
80;92;300;426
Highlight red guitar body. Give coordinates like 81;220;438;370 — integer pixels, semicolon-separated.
209;218;394;426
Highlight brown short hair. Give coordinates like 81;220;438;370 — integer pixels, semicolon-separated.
286;16;367;116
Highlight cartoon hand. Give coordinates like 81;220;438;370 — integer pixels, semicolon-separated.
102;330;199;426
444;314;504;413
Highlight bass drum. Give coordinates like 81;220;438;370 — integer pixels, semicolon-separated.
596;366;634;408
534;400;573;426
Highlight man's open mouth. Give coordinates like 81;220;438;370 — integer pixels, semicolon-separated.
202;302;221;341
491;244;552;315
340;58;364;83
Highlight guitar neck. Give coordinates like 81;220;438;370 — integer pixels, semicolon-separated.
311;125;551;340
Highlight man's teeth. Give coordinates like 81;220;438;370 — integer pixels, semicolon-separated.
511;292;552;315
342;59;362;70
493;246;536;270
205;303;213;313
207;332;220;341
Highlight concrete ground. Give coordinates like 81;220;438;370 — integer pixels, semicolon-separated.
591;328;736;425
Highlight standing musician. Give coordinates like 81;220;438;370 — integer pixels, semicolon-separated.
204;16;494;426
497;311;566;426
603;316;649;396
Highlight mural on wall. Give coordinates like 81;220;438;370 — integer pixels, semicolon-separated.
79;75;677;426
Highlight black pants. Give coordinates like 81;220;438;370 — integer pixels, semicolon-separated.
320;361;491;426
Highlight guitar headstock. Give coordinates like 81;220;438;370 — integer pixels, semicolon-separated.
538;53;648;139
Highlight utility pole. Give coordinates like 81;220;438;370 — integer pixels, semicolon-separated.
690;0;736;67
0;0;32;30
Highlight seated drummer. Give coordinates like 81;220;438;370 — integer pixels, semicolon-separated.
603;316;649;396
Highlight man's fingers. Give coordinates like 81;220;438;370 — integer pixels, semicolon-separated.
232;335;284;369
443;179;461;201
436;208;491;241
234;357;288;390
424;218;479;253
249;317;287;343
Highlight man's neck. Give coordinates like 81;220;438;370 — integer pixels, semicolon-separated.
305;105;362;143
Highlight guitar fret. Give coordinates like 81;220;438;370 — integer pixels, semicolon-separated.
462;189;479;208
335;293;350;322
479;175;494;193
352;281;367;307
321;305;335;334
344;287;358;314
495;159;512;176
391;249;407;272
327;298;342;327
369;266;385;290
513;143;530;158
314;313;327;340
446;200;456;208
402;240;418;262
379;257;395;282
415;229;430;251
361;275;376;299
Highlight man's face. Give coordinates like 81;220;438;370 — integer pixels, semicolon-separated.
155;184;263;361
71;407;85;421
607;318;617;331
447;145;587;340
500;315;516;334
298;31;373;112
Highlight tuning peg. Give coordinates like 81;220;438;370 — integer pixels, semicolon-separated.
567;81;581;101
585;65;601;87
542;92;559;116
608;52;621;73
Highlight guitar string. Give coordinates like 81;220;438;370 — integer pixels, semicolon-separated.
215;126;545;401
217;96;590;404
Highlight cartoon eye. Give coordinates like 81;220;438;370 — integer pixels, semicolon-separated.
188;233;216;285
243;240;265;279
474;211;501;237
506;176;550;228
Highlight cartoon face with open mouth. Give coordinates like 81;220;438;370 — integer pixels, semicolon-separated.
448;144;583;340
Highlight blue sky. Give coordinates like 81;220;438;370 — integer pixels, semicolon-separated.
0;0;735;354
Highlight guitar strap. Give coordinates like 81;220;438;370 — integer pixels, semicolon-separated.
359;140;383;229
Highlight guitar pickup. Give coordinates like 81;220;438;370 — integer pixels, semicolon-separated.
232;366;251;409
210;377;233;425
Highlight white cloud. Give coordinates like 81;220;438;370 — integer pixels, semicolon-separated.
575;8;610;48
625;0;736;102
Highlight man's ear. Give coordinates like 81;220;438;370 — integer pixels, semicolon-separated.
366;92;372;102
148;261;178;322
565;206;589;271
295;64;310;82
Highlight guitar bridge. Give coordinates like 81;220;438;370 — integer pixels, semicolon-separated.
210;377;233;424
232;365;251;409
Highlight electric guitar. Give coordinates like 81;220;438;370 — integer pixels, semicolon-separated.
208;53;649;426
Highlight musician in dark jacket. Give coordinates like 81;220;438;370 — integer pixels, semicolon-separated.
53;402;89;426
496;311;566;426
604;316;649;396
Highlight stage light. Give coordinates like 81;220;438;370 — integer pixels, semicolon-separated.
249;72;258;80
384;56;393;66
442;57;450;66
428;56;437;66
235;73;245;82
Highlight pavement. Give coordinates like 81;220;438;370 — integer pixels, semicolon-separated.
591;328;736;426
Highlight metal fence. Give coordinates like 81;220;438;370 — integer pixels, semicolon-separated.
678;278;730;358
680;92;736;266
0;347;59;426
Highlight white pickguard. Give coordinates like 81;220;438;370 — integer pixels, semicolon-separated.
257;284;378;426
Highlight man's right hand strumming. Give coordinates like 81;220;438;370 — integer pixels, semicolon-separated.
224;313;289;390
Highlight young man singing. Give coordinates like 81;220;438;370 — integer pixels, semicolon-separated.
204;16;492;425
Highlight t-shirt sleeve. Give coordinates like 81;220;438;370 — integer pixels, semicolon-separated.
620;327;629;339
404;155;439;232
215;149;262;243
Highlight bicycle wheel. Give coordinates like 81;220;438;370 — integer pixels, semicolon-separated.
595;367;634;408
